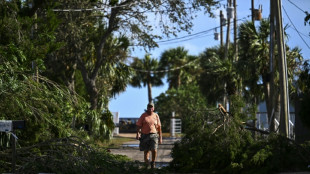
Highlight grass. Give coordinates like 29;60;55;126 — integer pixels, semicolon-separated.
99;136;135;148
97;132;183;148
162;132;183;138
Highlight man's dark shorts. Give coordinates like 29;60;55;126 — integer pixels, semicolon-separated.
139;133;159;151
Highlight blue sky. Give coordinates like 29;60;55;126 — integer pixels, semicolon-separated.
109;0;310;118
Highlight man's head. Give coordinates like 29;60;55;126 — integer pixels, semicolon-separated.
147;102;154;113
147;102;154;108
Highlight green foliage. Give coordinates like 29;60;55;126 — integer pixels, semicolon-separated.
154;84;208;132
159;47;200;89
198;46;239;105
130;54;164;102
0;73;89;146
130;54;164;88
0;137;142;174
298;60;310;128
91;109;115;141
169;95;310;173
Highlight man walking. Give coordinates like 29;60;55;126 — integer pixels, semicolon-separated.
136;102;162;169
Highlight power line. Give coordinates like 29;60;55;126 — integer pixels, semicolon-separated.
52;2;139;12
285;0;306;14
52;2;195;13
156;16;250;45
282;5;310;49
130;59;199;74
288;26;310;40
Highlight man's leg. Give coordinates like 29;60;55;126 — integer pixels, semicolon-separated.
151;149;157;169
144;150;150;165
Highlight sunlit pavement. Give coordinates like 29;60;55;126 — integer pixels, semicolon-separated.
110;133;181;168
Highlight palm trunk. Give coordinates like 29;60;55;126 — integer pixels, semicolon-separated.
263;73;273;132
147;82;153;103
177;73;181;89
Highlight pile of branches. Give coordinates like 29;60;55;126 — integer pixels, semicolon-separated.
0;136;141;174
170;104;310;173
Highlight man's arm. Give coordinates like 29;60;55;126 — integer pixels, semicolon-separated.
136;126;142;140
157;125;162;144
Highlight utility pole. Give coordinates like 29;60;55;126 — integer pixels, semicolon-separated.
223;0;232;110
224;0;232;60
251;0;255;23
274;0;289;138
220;10;224;47
268;0;276;132
233;0;238;62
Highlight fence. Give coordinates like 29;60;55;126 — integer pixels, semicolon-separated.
170;118;182;137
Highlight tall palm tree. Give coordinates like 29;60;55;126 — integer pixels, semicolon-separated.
238;19;303;132
159;47;199;89
130;54;164;103
199;46;238;106
238;20;270;105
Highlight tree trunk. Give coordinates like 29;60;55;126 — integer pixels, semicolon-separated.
77;55;99;133
66;62;77;128
177;73;181;89
87;80;99;110
147;81;153;103
263;73;273;131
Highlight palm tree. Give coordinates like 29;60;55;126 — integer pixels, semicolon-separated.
238;19;303;132
159;47;199;89
130;54;164;103
238;20;270;106
199;46;238;106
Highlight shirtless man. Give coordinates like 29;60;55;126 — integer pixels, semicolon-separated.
136;102;162;169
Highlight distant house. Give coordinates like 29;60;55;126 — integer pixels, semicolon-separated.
255;101;295;138
111;112;140;134
119;118;139;133
256;102;295;131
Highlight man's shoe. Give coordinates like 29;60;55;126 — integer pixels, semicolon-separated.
144;162;150;169
150;161;155;169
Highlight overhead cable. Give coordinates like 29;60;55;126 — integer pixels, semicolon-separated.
52;2;138;12
52;2;195;13
131;59;199;74
156;16;250;45
282;5;310;49
286;0;306;14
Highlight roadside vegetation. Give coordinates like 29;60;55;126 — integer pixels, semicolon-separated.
1;0;310;173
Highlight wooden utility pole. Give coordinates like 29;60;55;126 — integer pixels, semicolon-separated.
233;0;238;62
268;0;277;132
224;0;232;60
274;0;289;137
220;10;224;47
251;0;255;23
223;0;232;110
